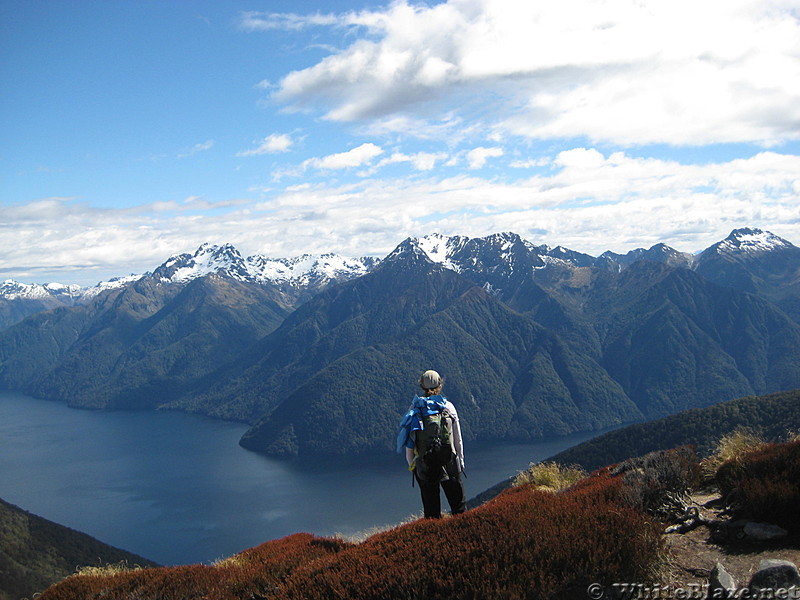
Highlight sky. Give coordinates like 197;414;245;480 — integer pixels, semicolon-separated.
1;0;799;286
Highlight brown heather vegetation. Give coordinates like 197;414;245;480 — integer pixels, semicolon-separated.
39;470;665;600
283;486;663;599
36;533;350;600
38;438;798;600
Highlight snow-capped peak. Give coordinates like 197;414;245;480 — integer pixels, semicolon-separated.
0;279;88;301
247;253;377;288
718;228;793;255
389;232;566;281
1;276;138;303
1;280;58;300
151;242;380;290
157;243;249;283
393;232;569;272
413;233;469;272
80;274;143;299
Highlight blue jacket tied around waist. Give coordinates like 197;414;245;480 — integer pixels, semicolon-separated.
396;394;448;453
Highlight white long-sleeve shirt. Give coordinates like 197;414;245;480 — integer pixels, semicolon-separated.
405;399;465;471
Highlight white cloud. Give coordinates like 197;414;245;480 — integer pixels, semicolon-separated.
238;11;342;31
377;151;449;171
238;7;395;33
268;0;800;146
554;148;606;170
467;146;504;169
303;142;384;170
510;157;551;169
3;149;798;284
237;133;294;156
178;140;214;158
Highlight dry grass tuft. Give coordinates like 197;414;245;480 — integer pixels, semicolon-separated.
72;560;143;578
513;461;587;492
700;428;766;483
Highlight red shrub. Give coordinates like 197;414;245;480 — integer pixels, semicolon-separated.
567;466;626;503
716;440;800;532
38;533;350;600
39;459;672;600
37;564;226;600
279;485;663;600
568;446;700;525
40;484;662;600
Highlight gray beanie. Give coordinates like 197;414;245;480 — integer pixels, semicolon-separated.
419;370;443;390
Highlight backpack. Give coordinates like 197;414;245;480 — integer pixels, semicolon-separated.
414;407;456;482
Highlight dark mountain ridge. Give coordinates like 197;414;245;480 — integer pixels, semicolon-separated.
596;242;693;272
694;227;800;322
399;232;800;416
552;387;800;472
469;386;800;508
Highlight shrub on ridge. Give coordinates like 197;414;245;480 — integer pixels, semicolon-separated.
716;439;800;533
512;461;587;492
700;428;766;483
37;533;351;600
279;484;663;600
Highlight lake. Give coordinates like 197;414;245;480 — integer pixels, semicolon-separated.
0;391;604;565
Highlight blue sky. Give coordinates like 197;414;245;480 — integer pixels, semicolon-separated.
1;0;799;285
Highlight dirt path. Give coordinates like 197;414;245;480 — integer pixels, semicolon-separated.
662;492;800;591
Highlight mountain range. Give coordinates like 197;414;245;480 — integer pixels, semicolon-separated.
1;227;799;460
0;245;378;330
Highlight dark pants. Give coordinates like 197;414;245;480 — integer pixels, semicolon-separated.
415;469;466;519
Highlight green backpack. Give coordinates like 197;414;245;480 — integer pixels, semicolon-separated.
415;408;456;482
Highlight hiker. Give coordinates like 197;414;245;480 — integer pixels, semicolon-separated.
396;369;466;518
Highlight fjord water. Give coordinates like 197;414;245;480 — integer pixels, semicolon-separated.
0;392;602;565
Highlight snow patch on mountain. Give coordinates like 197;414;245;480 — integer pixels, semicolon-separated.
5;227;795;308
1;275;144;306
1;280;56;301
2;280;86;301
2;241;376;311
80;275;144;298
718;228;793;254
153;243;378;289
539;254;568;267
247;253;376;287
414;233;467;272
160;243;249;283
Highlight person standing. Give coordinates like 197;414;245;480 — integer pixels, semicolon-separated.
397;369;466;518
